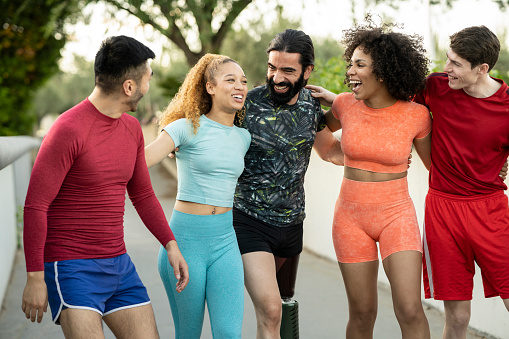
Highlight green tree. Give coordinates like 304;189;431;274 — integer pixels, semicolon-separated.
94;0;265;66
0;0;85;136
159;7;345;96
220;8;301;87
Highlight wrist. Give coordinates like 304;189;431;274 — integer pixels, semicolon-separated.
27;271;45;281
164;239;177;252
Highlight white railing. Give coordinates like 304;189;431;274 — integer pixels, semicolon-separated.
0;136;41;308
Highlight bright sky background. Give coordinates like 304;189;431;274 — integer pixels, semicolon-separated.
61;0;509;71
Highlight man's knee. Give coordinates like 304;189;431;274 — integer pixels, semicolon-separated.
444;301;471;329
257;299;282;326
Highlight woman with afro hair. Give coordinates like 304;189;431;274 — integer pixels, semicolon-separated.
145;54;251;338
308;17;432;338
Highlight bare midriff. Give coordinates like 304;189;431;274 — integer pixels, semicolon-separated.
174;200;232;215
344;166;407;182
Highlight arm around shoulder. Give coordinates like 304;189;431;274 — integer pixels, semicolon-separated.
305;84;338;107
313;126;344;166
413;133;431;171
145;131;176;168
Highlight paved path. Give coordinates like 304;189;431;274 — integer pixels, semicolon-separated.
0;163;488;338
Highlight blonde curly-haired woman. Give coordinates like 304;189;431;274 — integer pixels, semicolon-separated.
145;54;250;339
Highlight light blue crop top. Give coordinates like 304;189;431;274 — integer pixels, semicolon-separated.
163;115;251;207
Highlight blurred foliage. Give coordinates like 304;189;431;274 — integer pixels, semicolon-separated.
221;7;301;87
430;40;509;84
309;56;350;96
492;46;509;83
373;0;509;10
92;0;263;66
159;7;344;97
31;55;95;120
32;55;174;123
0;0;85;136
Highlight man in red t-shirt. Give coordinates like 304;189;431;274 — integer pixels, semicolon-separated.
415;26;509;338
21;36;189;337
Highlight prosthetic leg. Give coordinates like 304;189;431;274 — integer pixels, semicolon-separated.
277;254;300;339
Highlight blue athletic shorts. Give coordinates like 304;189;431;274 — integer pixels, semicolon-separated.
44;253;150;324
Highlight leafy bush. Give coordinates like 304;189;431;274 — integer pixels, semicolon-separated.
0;0;83;136
309;56;351;96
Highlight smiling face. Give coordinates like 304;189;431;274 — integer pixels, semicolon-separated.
207;61;248;114
266;51;312;106
443;48;483;90
347;46;388;107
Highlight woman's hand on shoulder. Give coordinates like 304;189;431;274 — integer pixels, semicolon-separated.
305;85;338;107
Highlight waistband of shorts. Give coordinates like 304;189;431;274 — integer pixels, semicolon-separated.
427;187;505;202
170;209;233;237
340;177;410;203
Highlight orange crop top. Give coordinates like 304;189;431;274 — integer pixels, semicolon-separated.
332;92;432;173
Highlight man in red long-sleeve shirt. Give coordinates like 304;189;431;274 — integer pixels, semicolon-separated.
21;36;188;338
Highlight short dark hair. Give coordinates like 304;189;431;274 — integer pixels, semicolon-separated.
94;35;155;94
266;29;314;70
450;26;500;71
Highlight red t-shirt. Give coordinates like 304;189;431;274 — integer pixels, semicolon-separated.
415;73;509;195
24;99;175;272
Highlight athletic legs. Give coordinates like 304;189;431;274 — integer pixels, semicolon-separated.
383;250;430;339
242;251;283;339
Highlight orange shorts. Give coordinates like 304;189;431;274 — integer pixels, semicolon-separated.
332;177;422;263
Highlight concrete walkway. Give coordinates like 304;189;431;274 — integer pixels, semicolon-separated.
0;163;488;338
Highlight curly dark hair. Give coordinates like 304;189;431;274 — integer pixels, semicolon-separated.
341;16;429;101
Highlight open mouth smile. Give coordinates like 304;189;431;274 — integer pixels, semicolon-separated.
349;80;362;91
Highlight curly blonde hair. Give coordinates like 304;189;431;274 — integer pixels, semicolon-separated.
159;53;245;133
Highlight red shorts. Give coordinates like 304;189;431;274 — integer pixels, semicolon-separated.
423;188;509;300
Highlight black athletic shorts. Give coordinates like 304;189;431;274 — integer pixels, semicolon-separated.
232;208;303;258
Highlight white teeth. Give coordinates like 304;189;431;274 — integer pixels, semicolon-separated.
233;95;243;99
275;85;287;90
349;80;361;84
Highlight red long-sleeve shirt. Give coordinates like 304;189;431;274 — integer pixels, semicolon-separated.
24;99;175;272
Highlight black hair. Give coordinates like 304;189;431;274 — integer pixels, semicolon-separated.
342;17;429;101
94;35;155;94
266;29;314;70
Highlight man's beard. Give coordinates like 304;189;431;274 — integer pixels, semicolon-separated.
127;88;144;112
266;71;307;105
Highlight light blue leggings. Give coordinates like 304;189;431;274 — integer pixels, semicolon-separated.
158;209;244;339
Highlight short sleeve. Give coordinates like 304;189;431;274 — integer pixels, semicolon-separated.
314;97;327;132
162;118;193;148
239;128;252;153
414;104;432;139
331;92;353;121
